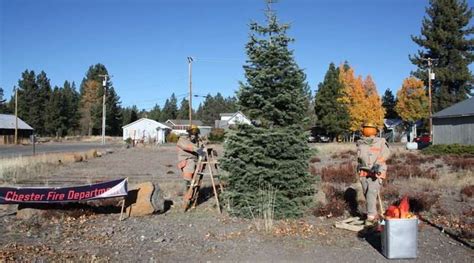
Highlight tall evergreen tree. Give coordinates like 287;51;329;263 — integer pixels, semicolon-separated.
221;4;314;219
314;63;349;139
45;86;67;136
105;87;123;136
62;81;80;135
0;87;7;113
382;88;399;119
410;0;473;112
148;104;162;121
161;93;178;121
176;98;190;120
79;64;112;135
35;71;52;135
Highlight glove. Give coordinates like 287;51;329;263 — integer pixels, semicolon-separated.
370;164;382;175
196;147;206;157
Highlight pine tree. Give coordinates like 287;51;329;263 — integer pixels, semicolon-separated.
45;86;67;136
79;64;113;135
62;81;80;135
0;87;7;113
410;0;473;112
148;104;162;121
221;4;314;219
105;87;123;136
314;63;349;139
35;71;52;135
176;98;190;120
161;93;178;121
382;89;399;119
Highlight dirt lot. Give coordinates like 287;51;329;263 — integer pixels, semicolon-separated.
0;144;473;262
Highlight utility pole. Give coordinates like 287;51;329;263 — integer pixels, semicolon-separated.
421;57;436;141
14;87;18;145
99;74;109;145
187;57;194;126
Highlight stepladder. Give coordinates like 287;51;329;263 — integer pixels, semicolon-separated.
183;148;223;213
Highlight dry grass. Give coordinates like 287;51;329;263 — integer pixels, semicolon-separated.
0;150;99;184
311;143;356;155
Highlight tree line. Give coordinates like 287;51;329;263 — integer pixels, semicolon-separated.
314;0;472;139
0;64;240;136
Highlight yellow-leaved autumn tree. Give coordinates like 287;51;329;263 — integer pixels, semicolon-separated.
339;64;385;132
79;79;100;135
395;77;429;122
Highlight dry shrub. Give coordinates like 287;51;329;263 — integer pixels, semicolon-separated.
387;165;438;180
460;185;474;199
313;185;347;217
403;153;427;165
443;156;474;171
386;153;401;165
310;157;321;163
408;192;440;213
313;198;346;217
321;162;356;184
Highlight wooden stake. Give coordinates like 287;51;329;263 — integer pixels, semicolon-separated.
119;198;126;221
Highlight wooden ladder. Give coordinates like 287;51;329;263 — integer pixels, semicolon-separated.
183;148;223;213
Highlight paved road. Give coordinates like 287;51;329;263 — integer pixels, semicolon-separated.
0;143;120;158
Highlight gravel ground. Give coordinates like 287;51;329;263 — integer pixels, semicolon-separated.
0;144;472;262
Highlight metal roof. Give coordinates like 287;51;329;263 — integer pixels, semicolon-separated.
432;97;474;118
122;118;171;129
165;119;203;126
0;114;34;130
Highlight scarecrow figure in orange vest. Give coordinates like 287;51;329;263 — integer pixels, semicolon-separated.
356;122;390;225
177;125;206;202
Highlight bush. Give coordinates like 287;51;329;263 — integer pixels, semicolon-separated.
166;133;179;143
443;156;474;171
221;125;315;219
387;165;438;180
208;128;225;142
422;144;474;155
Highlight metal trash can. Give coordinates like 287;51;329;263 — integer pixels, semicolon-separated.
381;218;418;259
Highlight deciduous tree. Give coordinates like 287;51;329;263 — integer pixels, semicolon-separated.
395;77;429;122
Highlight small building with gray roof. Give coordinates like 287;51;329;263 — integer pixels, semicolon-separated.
0;114;34;144
432;97;474;145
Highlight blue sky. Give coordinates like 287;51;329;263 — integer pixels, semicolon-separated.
0;0;467;110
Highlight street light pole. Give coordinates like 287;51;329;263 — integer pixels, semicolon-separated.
99;74;109;145
187;57;194;126
422;57;436;141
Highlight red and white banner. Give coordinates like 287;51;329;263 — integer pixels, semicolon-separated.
0;178;128;204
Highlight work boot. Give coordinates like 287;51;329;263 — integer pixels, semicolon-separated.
365;215;378;226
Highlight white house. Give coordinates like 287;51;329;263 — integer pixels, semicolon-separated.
215;111;252;129
122;118;171;144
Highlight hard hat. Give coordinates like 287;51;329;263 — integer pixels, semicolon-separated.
362;122;378;137
187;124;200;135
362;122;378;128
